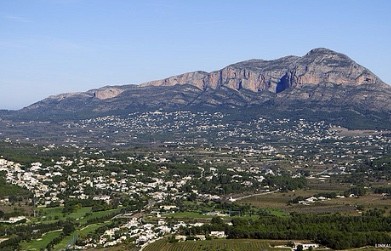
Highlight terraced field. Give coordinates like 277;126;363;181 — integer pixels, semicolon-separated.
144;239;290;251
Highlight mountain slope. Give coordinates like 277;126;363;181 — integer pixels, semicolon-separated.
12;48;391;125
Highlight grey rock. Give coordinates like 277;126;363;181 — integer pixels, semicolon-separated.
15;48;391;121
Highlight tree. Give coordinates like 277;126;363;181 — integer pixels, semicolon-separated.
211;216;224;225
8;195;18;204
187;192;197;201
63;221;75;236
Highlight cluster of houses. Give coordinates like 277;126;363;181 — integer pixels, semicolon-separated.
0;111;390;249
0;147;277;248
78;214;228;249
64;112;390;172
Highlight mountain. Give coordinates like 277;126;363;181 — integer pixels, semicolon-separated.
9;48;391;128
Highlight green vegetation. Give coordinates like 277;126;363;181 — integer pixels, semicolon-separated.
1;115;391;250
53;231;78;251
0;171;30;198
263;175;307;192
144;238;290;251
38;207;64;222
179;214;391;250
20;230;62;251
164;211;212;219
78;223;106;237
0;203;120;250
0;142;76;166
80;208;121;225
68;207;92;219
54;222;107;250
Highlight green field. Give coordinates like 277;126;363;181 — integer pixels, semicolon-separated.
39;206;64;219
38;206;93;223
53;222;107;250
69;206;92;219
20;230;62;251
79;208;120;225
144;239;291;251
26;206;118;250
54;232;77;250
79;222;106;237
39;206;120;224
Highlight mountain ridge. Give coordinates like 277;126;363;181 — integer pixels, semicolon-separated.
8;48;391;126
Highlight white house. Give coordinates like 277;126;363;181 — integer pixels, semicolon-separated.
210;231;226;238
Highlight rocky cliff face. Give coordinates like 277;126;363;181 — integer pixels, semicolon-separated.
290;48;380;87
91;86;125;100
140;56;300;93
16;48;391;122
140;48;386;95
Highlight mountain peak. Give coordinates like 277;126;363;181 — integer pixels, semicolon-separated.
301;47;352;63
16;48;391;121
291;48;384;88
307;47;340;55
137;48;384;93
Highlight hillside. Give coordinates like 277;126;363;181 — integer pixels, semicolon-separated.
7;48;391;128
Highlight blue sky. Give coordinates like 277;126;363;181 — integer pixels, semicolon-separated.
1;0;390;110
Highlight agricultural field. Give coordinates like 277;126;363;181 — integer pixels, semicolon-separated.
239;190;391;215
238;178;391;216
144;239;291;251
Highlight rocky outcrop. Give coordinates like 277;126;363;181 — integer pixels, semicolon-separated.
140;48;386;95
91;86;125;100
17;48;391;122
140;71;209;90
291;48;380;87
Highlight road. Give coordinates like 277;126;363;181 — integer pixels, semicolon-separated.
230;190;277;201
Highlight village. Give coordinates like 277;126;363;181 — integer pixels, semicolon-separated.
0;112;390;250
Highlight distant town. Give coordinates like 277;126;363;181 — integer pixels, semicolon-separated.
0;111;390;250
